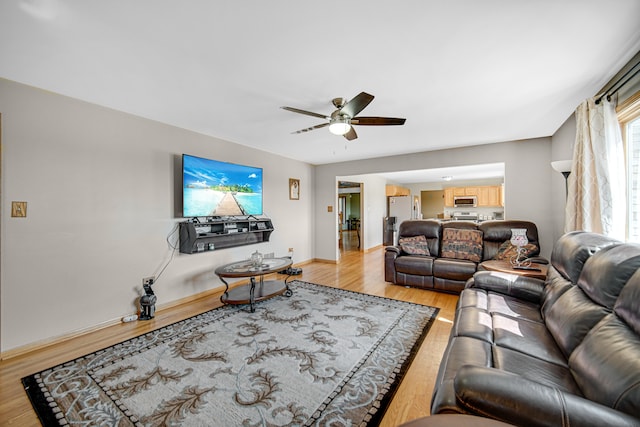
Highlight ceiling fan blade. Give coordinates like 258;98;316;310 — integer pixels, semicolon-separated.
351;116;406;126
281;106;329;120
340;92;374;118
292;122;329;134
343;127;358;141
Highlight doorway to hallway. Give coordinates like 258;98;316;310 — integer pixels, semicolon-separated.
338;181;363;253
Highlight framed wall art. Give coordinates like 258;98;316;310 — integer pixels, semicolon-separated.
289;178;300;200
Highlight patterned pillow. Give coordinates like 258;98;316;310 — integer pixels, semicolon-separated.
494;240;538;261
440;228;483;262
398;235;431;256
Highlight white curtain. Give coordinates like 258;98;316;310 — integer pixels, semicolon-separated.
565;97;626;240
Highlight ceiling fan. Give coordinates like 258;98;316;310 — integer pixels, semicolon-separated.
281;92;406;141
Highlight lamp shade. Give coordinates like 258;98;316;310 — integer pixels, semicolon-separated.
551;160;572;173
510;228;528;247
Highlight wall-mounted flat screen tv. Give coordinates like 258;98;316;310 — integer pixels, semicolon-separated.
182;154;263;217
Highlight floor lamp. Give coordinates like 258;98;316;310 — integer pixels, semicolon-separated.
551;160;572;198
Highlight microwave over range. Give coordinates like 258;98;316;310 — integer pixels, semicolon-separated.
453;196;477;208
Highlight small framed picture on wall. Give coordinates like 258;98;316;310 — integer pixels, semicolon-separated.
289;178;300;200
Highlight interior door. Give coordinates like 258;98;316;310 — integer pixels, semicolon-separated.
338;196;346;248
338;196;346;230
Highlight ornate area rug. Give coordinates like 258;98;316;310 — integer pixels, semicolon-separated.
23;281;438;426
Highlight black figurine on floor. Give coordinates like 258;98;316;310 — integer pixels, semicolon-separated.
139;283;157;320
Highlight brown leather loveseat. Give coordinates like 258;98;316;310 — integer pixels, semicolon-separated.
430;231;640;426
385;219;542;294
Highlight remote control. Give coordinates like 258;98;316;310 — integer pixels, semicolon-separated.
513;266;541;271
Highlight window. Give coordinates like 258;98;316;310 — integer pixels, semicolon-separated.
618;91;640;242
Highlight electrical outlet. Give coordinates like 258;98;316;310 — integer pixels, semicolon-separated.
288;248;294;252
143;276;155;286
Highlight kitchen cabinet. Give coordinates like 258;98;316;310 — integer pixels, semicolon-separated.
490;186;503;206
477;187;490;206
477;186;502;207
444;188;454;207
444;185;503;207
452;187;478;196
464;187;479;196
386;185;410;197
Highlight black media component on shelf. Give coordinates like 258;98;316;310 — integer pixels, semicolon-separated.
179;217;274;254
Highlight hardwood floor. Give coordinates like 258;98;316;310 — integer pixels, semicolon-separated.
0;245;458;426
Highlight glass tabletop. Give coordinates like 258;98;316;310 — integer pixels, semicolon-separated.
215;257;292;276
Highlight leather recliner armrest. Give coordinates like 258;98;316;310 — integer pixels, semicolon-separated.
385;245;401;255
384;246;401;282
454;366;640;427
465;271;544;303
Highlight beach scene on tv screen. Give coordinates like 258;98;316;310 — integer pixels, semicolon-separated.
183;156;263;217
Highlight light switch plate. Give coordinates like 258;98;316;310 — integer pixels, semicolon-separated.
327;206;333;212
11;201;27;217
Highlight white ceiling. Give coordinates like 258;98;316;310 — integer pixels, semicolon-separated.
2;1;640;168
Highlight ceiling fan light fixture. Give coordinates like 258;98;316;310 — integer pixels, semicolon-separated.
283;92;405;140
329;117;351;135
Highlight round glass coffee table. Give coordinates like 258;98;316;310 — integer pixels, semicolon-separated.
215;257;293;312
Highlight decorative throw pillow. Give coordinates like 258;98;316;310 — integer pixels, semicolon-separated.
398;235;431;256
440;228;483;262
494;240;538;261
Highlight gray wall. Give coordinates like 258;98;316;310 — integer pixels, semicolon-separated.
0;79;315;352
421;190;444;219
550;113;576;237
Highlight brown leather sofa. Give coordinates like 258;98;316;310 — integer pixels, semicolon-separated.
385;220;542;294
430;231;640;426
